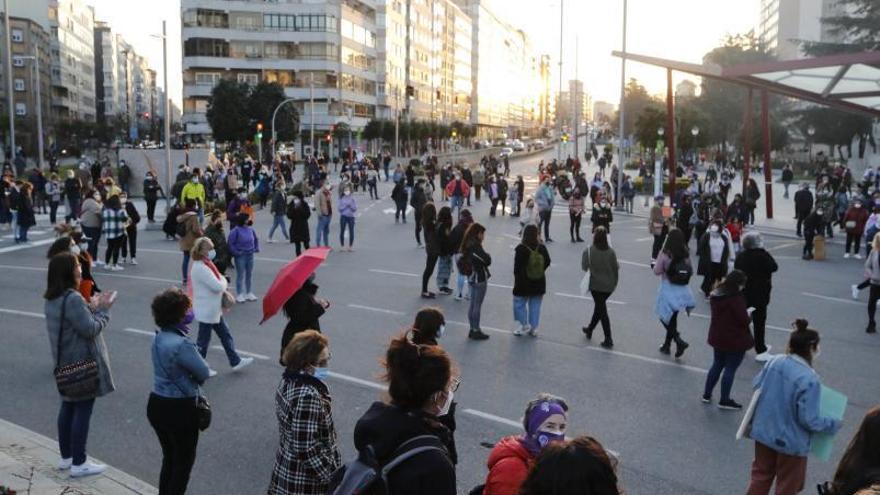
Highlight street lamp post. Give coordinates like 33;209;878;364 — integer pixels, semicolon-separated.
19;49;44;170
3;0;16;162
150;22;172;212
807;125;815;164
690;126;699;166
271;97;298;163
615;0;627;211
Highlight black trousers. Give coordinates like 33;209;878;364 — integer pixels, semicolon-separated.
422;253;438;293
569;212;582;240
796;213;807;235
147;393;199;495
587;290;612;341
700;262;725;296
661;311;680;347
845;232;861;254
751;304;768;354
293;240;309;257
869;285;880;326
651;233;667;261
121;229;137;259
105;236;124;265
49;201;59;224
146;198;158;222
414;211;423;245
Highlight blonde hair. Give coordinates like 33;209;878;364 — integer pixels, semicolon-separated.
873;232;880;252
856;485;880;495
190;236;213;260
282;330;328;370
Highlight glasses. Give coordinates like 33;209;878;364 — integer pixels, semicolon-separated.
449;377;461;393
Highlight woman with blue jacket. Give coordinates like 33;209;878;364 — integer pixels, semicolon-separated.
147;288;211;495
747;319;843;495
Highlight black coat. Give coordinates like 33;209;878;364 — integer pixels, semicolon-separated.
794;189;814;215
437;224;454;256
124;202;140;233
286;200;311;242
734;248;778;307
513;243;551;296
17;195;35;227
282;280;324;342
697;232;730;276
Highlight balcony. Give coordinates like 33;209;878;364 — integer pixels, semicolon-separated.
183;85;213;98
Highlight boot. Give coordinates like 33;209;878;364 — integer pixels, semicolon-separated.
674;334;690;358
868;322;877;334
582;325;594;340
468;329;490;341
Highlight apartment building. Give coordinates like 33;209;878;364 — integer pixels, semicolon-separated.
758;0;849;60
181;0;380;140
556;79;591;129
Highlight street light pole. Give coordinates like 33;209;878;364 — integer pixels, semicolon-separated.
19;50;44;169
4;0;16;162
162;20;172;213
573;36;579;164
615;0;627;211
271;97;297;163
556;0;563;162
309;73;315;156
394;87;400;158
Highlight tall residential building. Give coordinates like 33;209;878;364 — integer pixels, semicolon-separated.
0;15;52;157
538;54;551;128
758;0;848;60
593;101;615;124
181;0;380;141
555;80;591;129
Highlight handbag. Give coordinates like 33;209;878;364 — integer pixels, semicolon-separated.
153;337;212;431
221;290;236;309
53;292;100;400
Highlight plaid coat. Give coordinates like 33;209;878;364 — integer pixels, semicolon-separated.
268;372;341;495
101;207;128;239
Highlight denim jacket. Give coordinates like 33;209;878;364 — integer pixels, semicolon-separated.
749;354;842;457
151;328;211;398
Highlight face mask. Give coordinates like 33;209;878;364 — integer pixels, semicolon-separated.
293;198;301;205
208;249;217;260
120;198;127;204
437;389;454;416
70;244;81;256
816;210;824;215
78;242;88;252
344;191;351;196
93;195;101;201
855;204;862;208
181;309;195;326
312;367;330;380
813;345;821;360
437;324;446;338
239;193;247;199
535;430;565;448
191;177;199;183
710;225;720;233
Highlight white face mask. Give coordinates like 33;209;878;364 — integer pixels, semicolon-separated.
344;191;351;196
239;193;247;199
208;249;217;260
79;242;88;252
70;244;81;256
710;225;720;233
120;198;127;205
293;198;301;205
191;177;199;183
437;389;453;416
437;324;446;338
93;195;101;201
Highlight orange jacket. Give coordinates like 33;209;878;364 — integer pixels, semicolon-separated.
483;436;534;495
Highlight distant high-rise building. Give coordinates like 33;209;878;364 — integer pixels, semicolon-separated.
758;0;848;60
538;54;551;128
593;101;615;124
555;79;591;129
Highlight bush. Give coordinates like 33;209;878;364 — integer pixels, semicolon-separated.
633;176;691;194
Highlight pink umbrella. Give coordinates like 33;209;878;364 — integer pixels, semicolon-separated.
260;247;330;324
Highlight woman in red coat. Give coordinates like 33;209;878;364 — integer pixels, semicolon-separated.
483;395;568;495
702;269;754;410
843;199;869;259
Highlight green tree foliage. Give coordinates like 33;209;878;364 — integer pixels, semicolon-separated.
332;121;350;141
206;79;251;143
616;78;660;137
247;81;299;141
796;107;873;159
633;105;666;150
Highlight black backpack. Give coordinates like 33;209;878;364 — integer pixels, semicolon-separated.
666;256;693;285
330;435;448;495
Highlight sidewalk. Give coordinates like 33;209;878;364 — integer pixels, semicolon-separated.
0;418;156;495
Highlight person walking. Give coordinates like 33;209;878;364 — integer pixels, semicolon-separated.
460;223;491;340
315;181;333;248
534;179;555;242
735;232;779;361
568;188;585;243
581;227;619;348
46;173;62;225
843;199;869;259
143;171;165;223
482;395;569;495
267;184;289;243
227;214;259;301
352;334;458;495
781;164;794;199
450;209;474;301
280;274;329;359
863;233;880;334
177;199;202;285
697;220;730;298
147;288;211;495
392;179;409;224
286;191;311;257
702;270;753;410
819;406;880;495
119;193;140;266
338;186;357;251
421;203;440;298
794;184;814;238
649;195;669;265
64;170;82;224
189;237;254;375
746;320;842;495
101;194;128;271
268;330;342;495
411;178;428;247
203;210;231;274
44;252;116;477
513;224;551;336
803;207;825;260
445;170;469;219
473;165;485;201
653;228;695;358
436;206;454;294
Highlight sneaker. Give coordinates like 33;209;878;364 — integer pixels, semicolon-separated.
701;395;711;404
121;257;128;264
267;238;276;243
453;294;463;301
439;287;453;295
527;326;538;337
855;253;863;260
236;294;247;303
468;329;490;341
57;457;73;470
246;293;258;301
208;369;218;378
70;461;107;478
755;350;773;362
718;399;744;411
94;260;105;266
111;264;124;271
420;291;436;299
852;284;860;300
130;258;138;265
513;326;525;337
868;323;877;334
232;357;254;372
659;344;671;355
844;253;851;259
103;263;112;270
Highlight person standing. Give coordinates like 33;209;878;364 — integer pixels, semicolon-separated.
534;179;555;242
203;210;230;274
46;173;62;225
100;195;127;271
746;320;842;495
117;193;140;266
649;196;669;265
411;178;428;247
315;182;333;248
280;274;329;359
190;237;254;375
591;198;613;234
177;199;202;285
436;206;454;294
421;203;440;298
337;186;357;252
513;175;524;216
15;182;36;243
735;232;779;361
44;252;116;477
863;233;880;334
147;288;211;495
473;165;485;201
803;207;825;260
445;171;469;219
781;164;794;199
568;189;585;243
63;170;82;224
143;171;164;223
269;330;341;495
180;168;206;222
581;227;619;348
267;183;289;243
843;199;870;259
228;214;259;301
450;209;474;301
697;220;730;298
513;224;551;336
286;191;311;257
461;223;491;340
653;228;694;358
794;184;814;238
702;270;753;409
392;179;409;224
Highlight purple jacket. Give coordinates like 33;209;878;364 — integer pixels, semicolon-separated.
227;225;259;256
226;197;249;220
338;194;357;218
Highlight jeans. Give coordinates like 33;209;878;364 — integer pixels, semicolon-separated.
197;318;242;366
82;226;101;261
703;349;745;401
340;216;355;247
49;201;59;224
569;212;582;240
234;253;254;294
395;202;407;222
147;393;199;495
422;253;439;293
587;290;612;341
58;398;95;465
181;251;190;283
513;295;543;329
17;225;30;242
750;305;768;354
437;255;452;289
268;214;288;240
454;254;469;297
315;215;331;247
368;181;378;199
469;281;487;330
538;210;552;240
450;195;463;218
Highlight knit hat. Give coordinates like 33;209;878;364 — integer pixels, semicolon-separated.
519;399;567;455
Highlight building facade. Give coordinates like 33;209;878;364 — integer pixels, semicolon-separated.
555;79;591;129
181;0;380;141
758;0;848;60
593;100;615;124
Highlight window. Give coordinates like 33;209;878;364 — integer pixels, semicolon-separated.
183;38;229;57
263;14;336;32
237;73;258;86
15;103;26;116
12;56;24;67
195;72;221;86
11;29;23;43
13;79;25;92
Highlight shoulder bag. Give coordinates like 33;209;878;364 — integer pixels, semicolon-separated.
153;336;212;431
53;292;100;400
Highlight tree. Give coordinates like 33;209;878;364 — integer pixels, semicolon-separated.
332;121;350;141
248;81;299;142
796;107;873;159
362;119;383;142
615;78;661;138
633;105;667;150
206;79;251;143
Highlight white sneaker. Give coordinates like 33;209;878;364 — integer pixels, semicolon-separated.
246;293;258;301
528;326;538;337
70;461;107;478
267;238;275;243
513;326;525;336
844;253;851;259
208;368;218;378
57;457;72;470
453;294;463;301
130;258;138;265
111;264;124;271
121;257;128;264
236;294;247;303
855;253;863;260
755;349;773;362
232;357;254;371
103;264;112;270
94;260;104;266
852;284;860;300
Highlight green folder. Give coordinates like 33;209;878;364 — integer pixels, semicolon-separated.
811;385;847;461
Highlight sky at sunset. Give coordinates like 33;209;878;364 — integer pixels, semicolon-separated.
86;0;762;112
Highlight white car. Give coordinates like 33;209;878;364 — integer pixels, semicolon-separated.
532;139;545;148
512;140;526;151
499;147;514;158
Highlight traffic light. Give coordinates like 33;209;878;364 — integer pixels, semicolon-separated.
255;122;263;140
143;112;150;119
325;133;332;142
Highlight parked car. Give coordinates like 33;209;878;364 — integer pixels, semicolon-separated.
512;139;526;151
499;147;514;158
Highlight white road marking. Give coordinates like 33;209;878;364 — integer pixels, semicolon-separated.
802;292;862;306
635;237;654;242
0;238;56;254
0;308;44;318
766;242;799;252
0;264;44;272
462;409;522;428
122;327;154;336
215;346;270;360
347;303;406;315
368;268;419;277
618;259;652;268
327;371;386;391
138;248;296;265
488;282;513;289
554;292;627;305
446;319;511;335
0;263;180;284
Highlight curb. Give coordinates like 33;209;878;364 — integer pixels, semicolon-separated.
0;418;157;495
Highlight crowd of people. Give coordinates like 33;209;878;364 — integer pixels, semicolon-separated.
4;146;876;495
